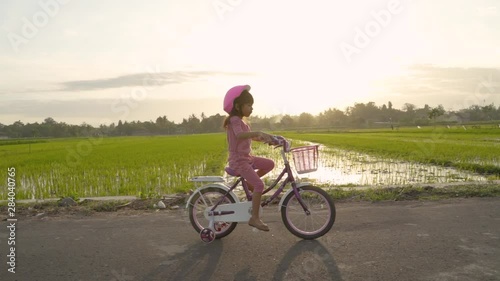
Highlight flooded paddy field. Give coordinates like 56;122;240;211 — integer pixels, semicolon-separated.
298;147;490;186
262;127;500;188
1;128;499;200
259;144;492;188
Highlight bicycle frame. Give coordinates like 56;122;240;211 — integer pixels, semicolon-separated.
188;136;336;243
208;141;311;214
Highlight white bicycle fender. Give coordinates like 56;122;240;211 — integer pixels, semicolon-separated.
277;182;312;211
185;183;240;209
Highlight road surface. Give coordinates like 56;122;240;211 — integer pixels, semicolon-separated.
1;197;499;281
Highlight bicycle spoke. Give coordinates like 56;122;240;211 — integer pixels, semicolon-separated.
188;188;238;239
282;187;335;238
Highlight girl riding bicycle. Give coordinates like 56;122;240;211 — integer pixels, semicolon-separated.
223;85;275;231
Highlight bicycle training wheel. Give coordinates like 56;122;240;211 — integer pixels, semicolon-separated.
188;187;237;239
281;185;335;239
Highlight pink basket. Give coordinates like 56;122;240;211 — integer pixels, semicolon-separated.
291;145;319;174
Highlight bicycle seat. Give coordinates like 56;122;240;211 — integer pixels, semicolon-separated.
225;167;240;177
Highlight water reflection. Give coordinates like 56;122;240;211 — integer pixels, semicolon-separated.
259;144;489;187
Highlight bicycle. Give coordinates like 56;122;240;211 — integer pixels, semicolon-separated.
185;136;336;243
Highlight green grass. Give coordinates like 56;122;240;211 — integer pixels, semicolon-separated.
1;126;499;201
326;183;500;202
0;134;228;200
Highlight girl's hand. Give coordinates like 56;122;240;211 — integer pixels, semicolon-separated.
258;132;275;144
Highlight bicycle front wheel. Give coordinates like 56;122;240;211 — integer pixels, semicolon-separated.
188;187;238;239
281;185;335;239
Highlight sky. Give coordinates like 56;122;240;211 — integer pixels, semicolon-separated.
1;0;499;126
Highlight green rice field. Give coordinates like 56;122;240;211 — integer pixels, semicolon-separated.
1;126;499;200
0;134;228;200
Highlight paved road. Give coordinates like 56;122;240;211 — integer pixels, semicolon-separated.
1;198;500;281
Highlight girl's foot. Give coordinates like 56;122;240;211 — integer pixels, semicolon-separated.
248;217;269;231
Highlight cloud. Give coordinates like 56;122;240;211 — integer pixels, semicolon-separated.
381;65;500;96
0;97;222;126
59;71;255;92
0;70;255;94
368;65;500;110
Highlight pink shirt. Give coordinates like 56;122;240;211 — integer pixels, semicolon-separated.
227;116;252;160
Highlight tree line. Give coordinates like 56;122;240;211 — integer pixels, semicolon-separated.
1;102;500;138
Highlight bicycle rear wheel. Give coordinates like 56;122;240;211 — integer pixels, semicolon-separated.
281;185;335;239
188;187;238;239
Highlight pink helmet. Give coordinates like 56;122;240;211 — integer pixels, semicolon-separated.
223;85;251;114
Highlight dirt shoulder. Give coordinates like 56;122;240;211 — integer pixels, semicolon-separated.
2;181;499;221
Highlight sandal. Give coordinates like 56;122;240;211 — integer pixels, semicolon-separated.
248;218;269;231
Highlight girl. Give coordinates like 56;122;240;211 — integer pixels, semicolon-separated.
223;85;275;231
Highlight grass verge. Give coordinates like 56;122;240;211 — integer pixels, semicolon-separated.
327;182;500;202
1;183;499;217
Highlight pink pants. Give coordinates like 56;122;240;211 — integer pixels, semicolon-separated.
229;155;275;193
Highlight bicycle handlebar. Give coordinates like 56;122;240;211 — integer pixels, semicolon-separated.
266;135;291;152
